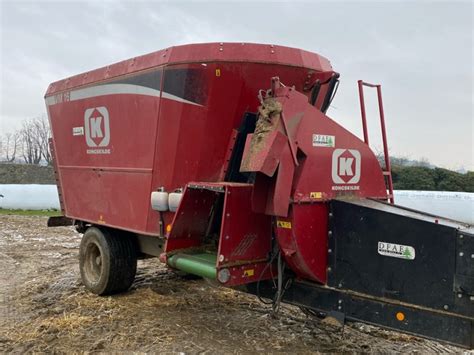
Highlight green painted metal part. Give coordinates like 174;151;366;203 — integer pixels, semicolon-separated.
167;252;217;279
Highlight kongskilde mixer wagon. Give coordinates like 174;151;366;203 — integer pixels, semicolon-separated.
45;43;473;348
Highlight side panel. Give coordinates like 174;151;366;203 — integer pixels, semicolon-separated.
47;69;163;233
165;186;219;253
217;185;272;266
328;199;473;317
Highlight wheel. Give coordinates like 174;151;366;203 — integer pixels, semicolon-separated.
79;227;137;295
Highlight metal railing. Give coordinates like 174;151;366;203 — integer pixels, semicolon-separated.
357;80;394;204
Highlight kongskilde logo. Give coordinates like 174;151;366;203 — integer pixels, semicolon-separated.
331;149;361;190
84;107;111;154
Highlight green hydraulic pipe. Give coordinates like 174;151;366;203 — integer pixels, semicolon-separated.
167;253;217;279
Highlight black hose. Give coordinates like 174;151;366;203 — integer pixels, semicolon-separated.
256;249;279;305
310;80;321;106
321;73;340;113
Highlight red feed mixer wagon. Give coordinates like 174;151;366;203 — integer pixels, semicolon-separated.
45;42;473;348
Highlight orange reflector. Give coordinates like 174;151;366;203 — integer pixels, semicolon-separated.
396;312;405;321
166;224;172;233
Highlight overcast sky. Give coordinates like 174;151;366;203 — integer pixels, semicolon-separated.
0;0;472;170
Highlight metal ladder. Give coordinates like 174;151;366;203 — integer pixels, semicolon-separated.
357;80;394;204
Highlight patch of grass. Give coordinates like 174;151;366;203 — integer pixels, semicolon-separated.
0;208;61;216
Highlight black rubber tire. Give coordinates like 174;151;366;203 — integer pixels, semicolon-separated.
79;227;137;295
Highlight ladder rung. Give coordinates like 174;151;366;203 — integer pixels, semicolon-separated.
383;171;391;176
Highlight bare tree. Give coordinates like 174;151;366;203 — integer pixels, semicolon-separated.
2;132;20;162
33;116;52;165
20;118;43;165
1;116;52;165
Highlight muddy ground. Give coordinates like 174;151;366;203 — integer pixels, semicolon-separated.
0;215;469;353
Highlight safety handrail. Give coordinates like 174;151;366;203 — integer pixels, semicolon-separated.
357;80;394;204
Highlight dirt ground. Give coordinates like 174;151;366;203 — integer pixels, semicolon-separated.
0;215;469;353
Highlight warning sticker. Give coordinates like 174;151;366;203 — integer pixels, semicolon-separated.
243;269;254;277
312;134;335;147
277;220;292;229
378;242;415;260
73;126;84;136
310;192;322;199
